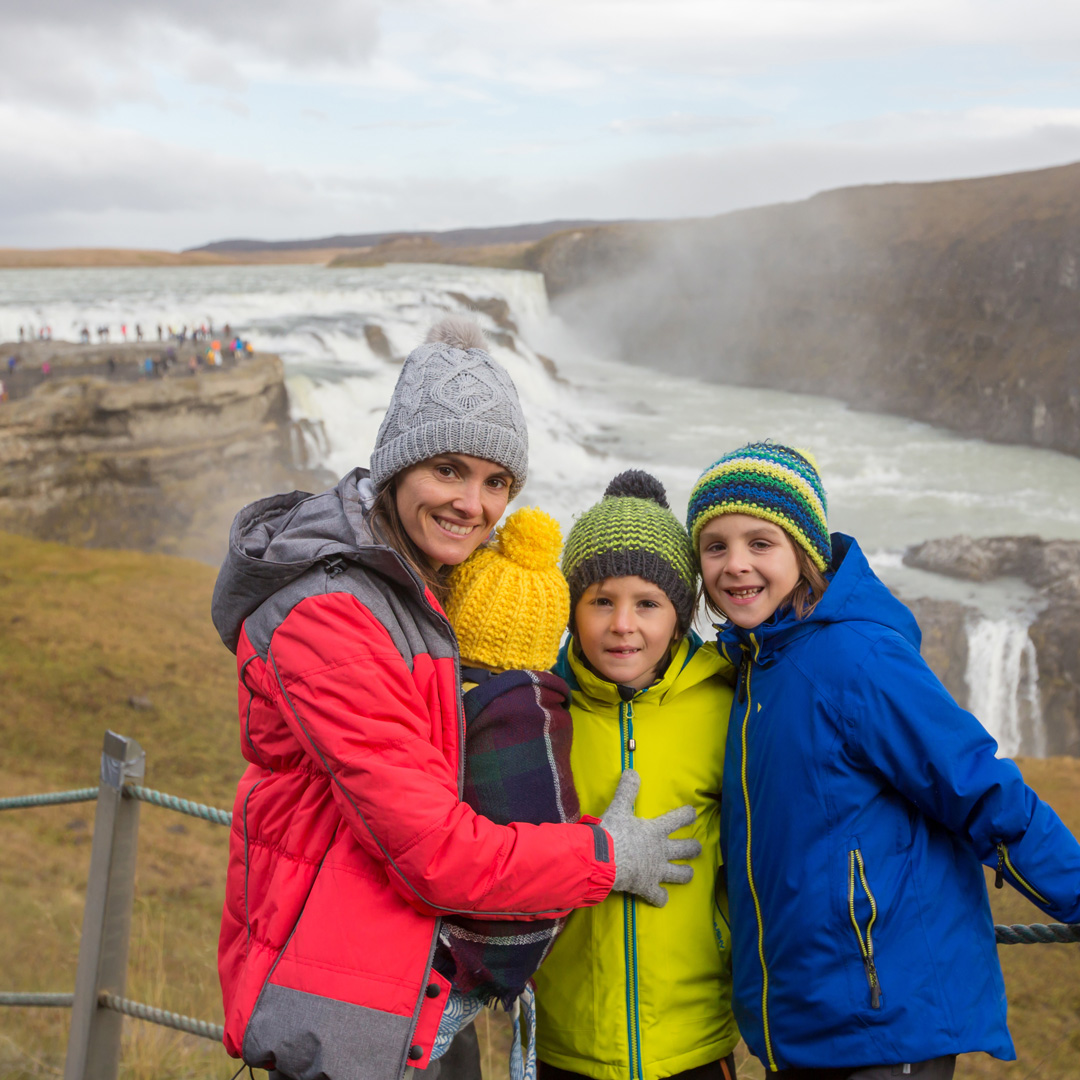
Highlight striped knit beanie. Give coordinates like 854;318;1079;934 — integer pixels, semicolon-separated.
562;470;697;634
446;506;569;671
686;443;831;572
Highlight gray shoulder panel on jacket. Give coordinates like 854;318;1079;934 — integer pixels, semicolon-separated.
244;561;457;672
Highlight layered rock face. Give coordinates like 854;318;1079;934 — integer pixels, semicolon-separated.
904;536;1080;756
531;161;1080;458
0;346;330;563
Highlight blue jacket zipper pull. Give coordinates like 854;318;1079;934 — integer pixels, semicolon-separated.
995;843;1005;889
865;956;882;1009
737;665;748;704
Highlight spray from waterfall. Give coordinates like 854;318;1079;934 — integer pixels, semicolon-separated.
965;615;1045;758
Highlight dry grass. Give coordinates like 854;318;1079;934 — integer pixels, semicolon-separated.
0;247;349;268
0;529;1077;1078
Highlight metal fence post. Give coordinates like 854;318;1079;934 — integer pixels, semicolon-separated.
63;732;145;1080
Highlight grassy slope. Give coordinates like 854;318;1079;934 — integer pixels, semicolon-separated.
0;248;348;268
0;531;1076;1078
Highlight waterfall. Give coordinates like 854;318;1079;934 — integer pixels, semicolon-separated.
964;615;1045;758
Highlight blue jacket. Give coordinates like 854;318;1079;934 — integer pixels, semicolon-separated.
717;533;1080;1071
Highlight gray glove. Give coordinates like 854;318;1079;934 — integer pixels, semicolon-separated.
599;769;701;907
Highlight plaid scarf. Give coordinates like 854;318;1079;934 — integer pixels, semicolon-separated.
433;668;580;1008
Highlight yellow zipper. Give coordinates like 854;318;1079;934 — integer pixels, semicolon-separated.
995;842;1049;904
740;657;776;1070
847;848;882;1009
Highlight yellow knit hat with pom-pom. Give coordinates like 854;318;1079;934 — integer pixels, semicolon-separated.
446;506;569;672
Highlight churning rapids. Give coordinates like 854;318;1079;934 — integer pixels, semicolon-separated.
5;262;1080;757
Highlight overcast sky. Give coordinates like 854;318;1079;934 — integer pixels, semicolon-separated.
4;0;1080;249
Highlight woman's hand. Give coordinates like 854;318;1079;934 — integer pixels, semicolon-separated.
600;769;701;907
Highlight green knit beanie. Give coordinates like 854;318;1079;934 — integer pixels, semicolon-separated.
562;470;698;633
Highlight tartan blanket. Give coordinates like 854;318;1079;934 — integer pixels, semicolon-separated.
433;667;580;1008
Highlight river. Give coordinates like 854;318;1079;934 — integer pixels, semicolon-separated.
3;262;1080;755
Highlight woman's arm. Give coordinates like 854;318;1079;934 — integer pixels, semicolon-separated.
267;590;616;918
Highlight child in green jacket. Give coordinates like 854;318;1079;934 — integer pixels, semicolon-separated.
533;471;740;1080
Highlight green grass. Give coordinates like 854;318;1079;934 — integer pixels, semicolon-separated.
0;530;1076;1078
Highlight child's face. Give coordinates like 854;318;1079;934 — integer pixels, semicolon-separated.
574;576;679;690
698;513;802;629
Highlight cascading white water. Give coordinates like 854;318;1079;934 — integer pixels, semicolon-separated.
964;615;1045;758
5;262;1080;756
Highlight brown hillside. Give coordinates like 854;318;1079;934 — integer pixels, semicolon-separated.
531;161;1080;458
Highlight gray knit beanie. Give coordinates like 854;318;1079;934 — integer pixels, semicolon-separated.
369;316;529;497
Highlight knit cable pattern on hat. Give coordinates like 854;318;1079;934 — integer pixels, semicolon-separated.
370;318;528;496
562;470;698;633
686;442;831;572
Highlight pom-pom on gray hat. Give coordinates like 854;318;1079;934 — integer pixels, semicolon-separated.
370;315;529;497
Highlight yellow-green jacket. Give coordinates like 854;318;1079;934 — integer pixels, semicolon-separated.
534;633;739;1080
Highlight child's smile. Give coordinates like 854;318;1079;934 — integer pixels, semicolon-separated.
698;513;802;629
574;576;679;689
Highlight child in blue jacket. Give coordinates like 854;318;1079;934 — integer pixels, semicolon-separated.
686;442;1080;1080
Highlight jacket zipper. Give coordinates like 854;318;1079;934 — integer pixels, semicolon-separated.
847;846;882;1009
994;841;1049;904
619;699;644;1080
738;648;777;1071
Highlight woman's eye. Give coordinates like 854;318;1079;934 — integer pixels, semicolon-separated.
486;476;507;489
435;465;455;478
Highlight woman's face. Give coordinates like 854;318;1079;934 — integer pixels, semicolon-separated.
394;453;514;569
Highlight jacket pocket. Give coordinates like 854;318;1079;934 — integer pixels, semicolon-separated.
847;840;882;1010
713;866;732;954
994;841;1049;904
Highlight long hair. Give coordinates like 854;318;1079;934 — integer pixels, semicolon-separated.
700;533;829;624
368;480;451;605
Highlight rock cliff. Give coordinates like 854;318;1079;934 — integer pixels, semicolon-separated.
0;344;330;563
528;161;1080;458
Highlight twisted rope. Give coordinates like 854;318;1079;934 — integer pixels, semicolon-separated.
123;785;232;826
995;922;1080;944
0;788;99;811
99;992;224;1042
0;992;74;1007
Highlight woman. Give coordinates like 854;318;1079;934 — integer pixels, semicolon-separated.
211;317;700;1080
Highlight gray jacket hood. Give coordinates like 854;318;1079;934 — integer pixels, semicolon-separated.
211;468;423;653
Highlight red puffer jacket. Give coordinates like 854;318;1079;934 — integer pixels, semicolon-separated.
211;470;615;1080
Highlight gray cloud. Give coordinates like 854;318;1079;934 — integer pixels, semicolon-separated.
0;0;380;111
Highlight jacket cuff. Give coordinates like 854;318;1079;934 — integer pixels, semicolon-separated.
579;817;616;904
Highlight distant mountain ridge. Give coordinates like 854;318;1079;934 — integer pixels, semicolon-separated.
186;219;623;254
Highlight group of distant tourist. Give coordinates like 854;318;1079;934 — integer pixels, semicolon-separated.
0;320;252;403
15;318;232;348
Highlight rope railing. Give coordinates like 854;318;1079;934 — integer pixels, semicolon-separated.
0;787;100;811
124;784;232;826
0;782;232;826
1;739;1079;1079
99;992;225;1042
0;992;75;1007
994;922;1080;944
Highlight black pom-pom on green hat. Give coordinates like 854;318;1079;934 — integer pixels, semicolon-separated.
563;470;697;633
